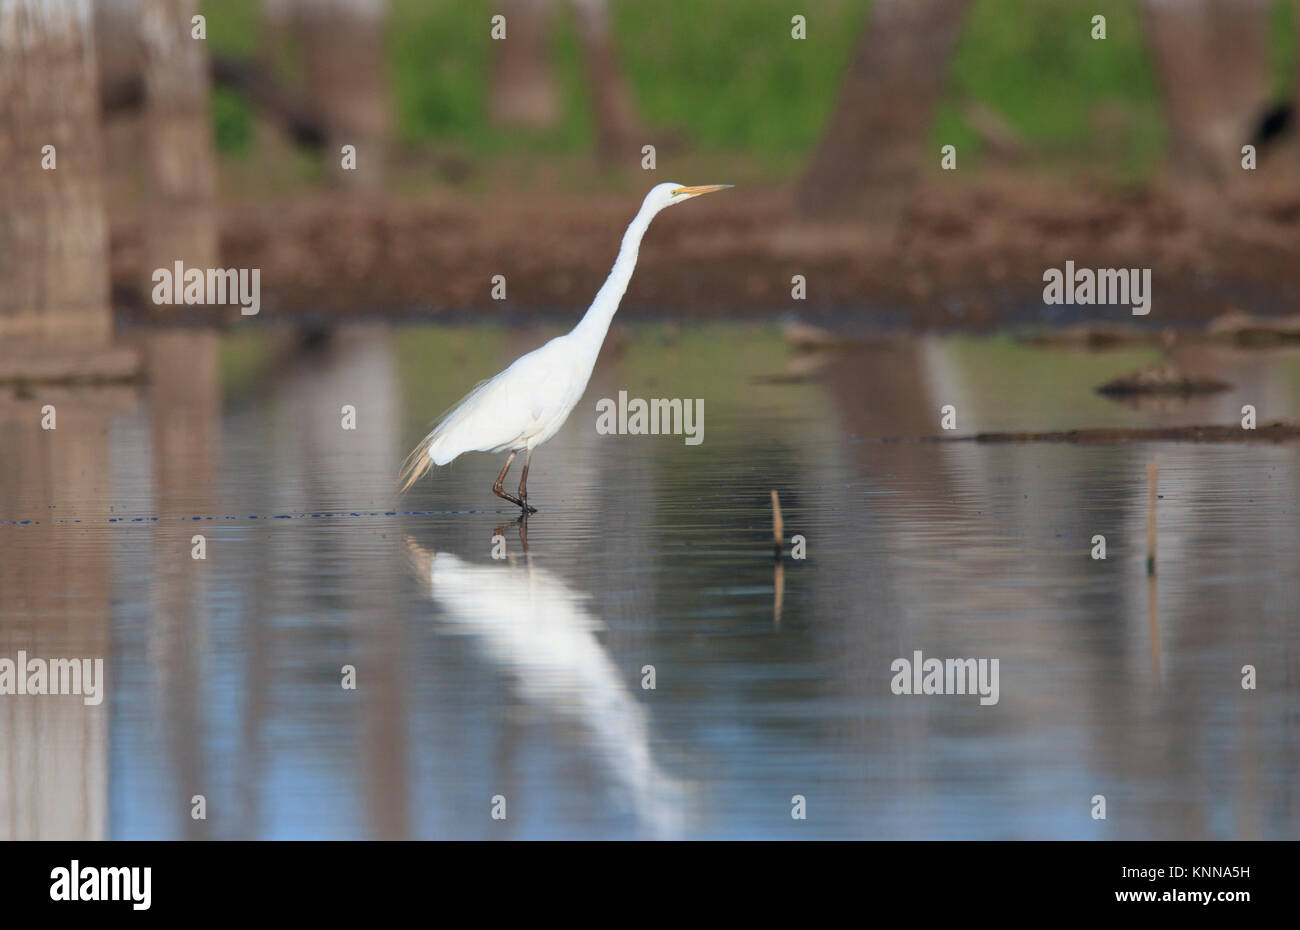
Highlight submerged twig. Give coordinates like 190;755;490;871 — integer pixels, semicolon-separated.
770;489;784;558
1146;456;1160;576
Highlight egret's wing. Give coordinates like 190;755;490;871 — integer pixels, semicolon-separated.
423;376;494;430
397;375;495;492
435;358;552;455
398;341;578;492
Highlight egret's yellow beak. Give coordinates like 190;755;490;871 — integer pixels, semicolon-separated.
672;184;734;197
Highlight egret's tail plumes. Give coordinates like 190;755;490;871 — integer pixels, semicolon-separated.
397;377;494;494
397;429;440;494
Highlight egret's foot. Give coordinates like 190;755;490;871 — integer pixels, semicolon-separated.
492;485;527;510
517;449;537;515
518;488;537;514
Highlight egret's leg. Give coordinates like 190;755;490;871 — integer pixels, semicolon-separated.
491;515;529;553
517;449;538;514
492;451;527;509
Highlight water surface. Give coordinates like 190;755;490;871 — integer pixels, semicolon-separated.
2;325;1297;839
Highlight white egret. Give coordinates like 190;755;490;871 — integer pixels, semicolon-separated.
398;182;732;511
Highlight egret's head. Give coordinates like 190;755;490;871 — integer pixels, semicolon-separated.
645;182;733;213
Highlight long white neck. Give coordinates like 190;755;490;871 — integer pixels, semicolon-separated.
568;203;656;356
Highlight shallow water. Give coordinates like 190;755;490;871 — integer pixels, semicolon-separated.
2;324;1298;839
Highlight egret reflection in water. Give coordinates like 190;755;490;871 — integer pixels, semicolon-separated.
405;533;687;840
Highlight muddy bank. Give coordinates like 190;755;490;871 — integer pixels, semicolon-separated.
110;177;1300;328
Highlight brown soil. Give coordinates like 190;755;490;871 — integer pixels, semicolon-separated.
109;176;1300;328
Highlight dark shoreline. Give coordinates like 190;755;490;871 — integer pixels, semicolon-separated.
108;180;1300;330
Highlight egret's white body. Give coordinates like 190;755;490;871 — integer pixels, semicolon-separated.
399;182;731;508
420;342;588;466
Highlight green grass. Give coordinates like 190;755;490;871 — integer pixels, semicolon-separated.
613;2;864;159
936;0;1163;179
1272;0;1298;99
205;0;1296;184
211;85;255;157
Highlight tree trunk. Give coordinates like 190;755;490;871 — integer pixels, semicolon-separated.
573;0;644;165
96;0;145;114
140;0;219;283
1141;0;1272;185
490;0;560;129
0;0;112;343
797;0;972;224
294;0;390;190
